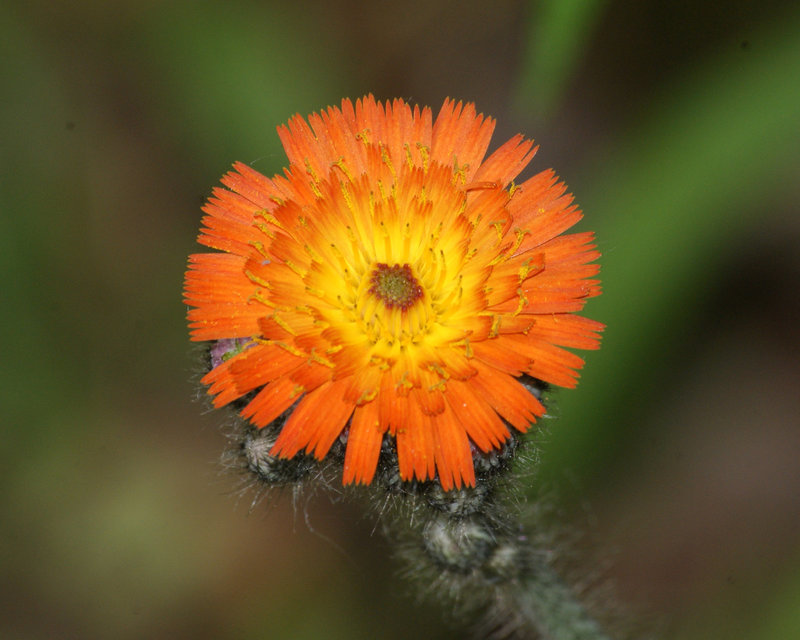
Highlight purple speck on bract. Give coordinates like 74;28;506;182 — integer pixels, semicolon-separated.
210;338;252;369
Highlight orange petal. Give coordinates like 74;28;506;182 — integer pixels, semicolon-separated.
342;360;383;405
222;162;286;211
470;339;531;377
444;379;510;452
271;379;355;460
473;134;537;187
200;348;250;407
277;114;331;184
198;191;266;256
289;360;333;393
434;346;478;381
410;386;446;417
395;398;436;482
467;360;545;431
526;314;604;350
342;400;384;485
501;334;585;388
431;99;494;180
378;370;404;434
227;344;304;395
257;312;317;342
241;377;302;427
432;407;475;490
200;343;302;406
185;253;266;341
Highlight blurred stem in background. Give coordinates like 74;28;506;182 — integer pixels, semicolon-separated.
515;0;607;118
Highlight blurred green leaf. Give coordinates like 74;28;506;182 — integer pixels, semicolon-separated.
515;0;607;116
751;562;800;639
0;6;90;441
131;3;354;171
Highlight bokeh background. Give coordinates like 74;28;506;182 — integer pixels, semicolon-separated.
2;1;799;638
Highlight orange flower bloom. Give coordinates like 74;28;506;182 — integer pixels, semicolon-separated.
184;96;602;490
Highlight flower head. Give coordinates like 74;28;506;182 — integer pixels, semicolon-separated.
184;96;602;490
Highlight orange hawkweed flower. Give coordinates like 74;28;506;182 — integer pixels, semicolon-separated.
184;96;602;490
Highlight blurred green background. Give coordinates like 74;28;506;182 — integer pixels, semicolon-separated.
2;1;799;638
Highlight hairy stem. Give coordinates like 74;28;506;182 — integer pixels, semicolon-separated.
386;479;612;640
513;553;611;640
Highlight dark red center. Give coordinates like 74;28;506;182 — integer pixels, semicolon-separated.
368;263;423;311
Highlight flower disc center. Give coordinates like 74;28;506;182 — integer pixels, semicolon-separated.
368;263;423;311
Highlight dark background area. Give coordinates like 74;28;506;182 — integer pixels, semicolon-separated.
2;1;799;638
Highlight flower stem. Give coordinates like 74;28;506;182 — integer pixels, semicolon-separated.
384;475;613;639
513;552;611;640
235;424;616;638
